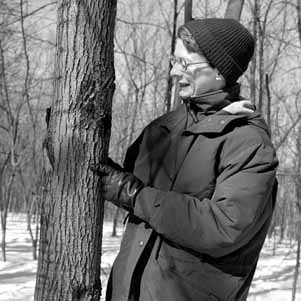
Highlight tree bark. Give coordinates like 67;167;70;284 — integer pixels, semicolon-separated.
224;0;245;20
292;121;301;301
184;0;192;23
1;173;14;262
265;73;271;130
112;207;120;237
164;0;178;112
34;0;117;300
297;0;301;45
292;240;300;301
254;2;264;115
250;0;258;106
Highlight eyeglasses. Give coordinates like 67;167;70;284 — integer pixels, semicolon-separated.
169;55;210;71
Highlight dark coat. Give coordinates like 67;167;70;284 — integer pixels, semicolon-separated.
106;100;278;301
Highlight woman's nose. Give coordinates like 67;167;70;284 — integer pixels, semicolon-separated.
170;64;183;79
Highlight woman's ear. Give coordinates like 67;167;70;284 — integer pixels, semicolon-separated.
213;68;226;88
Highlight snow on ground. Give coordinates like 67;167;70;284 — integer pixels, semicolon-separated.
248;240;301;301
0;213;300;301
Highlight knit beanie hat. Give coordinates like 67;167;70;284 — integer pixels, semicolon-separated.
184;18;255;84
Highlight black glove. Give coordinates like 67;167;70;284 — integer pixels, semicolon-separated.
90;160;144;211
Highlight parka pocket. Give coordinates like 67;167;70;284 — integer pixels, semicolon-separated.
157;242;219;300
157;241;242;301
202;261;243;300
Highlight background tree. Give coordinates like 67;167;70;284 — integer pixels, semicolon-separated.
34;0;117;299
225;0;245;19
164;0;180;112
0;0;56;261
292;1;301;299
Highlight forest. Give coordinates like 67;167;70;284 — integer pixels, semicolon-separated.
0;0;301;300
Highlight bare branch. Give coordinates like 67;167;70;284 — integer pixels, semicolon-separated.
1;1;57;28
114;50;159;68
0;125;9;133
20;0;35;127
116;17;165;30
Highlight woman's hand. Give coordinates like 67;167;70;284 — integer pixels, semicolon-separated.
90;161;144;211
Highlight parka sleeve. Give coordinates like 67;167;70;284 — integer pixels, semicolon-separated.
132;127;278;258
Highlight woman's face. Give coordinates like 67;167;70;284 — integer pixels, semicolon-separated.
170;39;226;98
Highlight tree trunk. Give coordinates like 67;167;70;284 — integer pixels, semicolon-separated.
265;74;271;130
292;4;301;300
112;207;120;237
127;89;140;148
27;209;38;260
292;240;300;301
224;0;245;20
184;0;192;23
164;0;178;112
18;168;39;260
1;172;14;262
297;0;301;46
0;175;6;262
34;1;117;300
33;201;41;261
1;218;6;262
250;0;258;106
258;18;264;114
292;119;301;301
170;0;192;110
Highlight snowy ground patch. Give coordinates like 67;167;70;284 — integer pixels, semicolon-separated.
0;215;38;301
0;214;300;300
248;240;300;301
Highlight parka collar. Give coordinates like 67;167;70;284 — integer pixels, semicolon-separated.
159;104;248;134
159;84;249;134
184;84;242;117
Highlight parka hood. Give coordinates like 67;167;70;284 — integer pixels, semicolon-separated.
244;112;271;137
182;84;271;137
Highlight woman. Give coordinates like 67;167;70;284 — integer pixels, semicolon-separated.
92;18;278;301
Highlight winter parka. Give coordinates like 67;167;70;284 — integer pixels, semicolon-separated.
106;91;278;301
